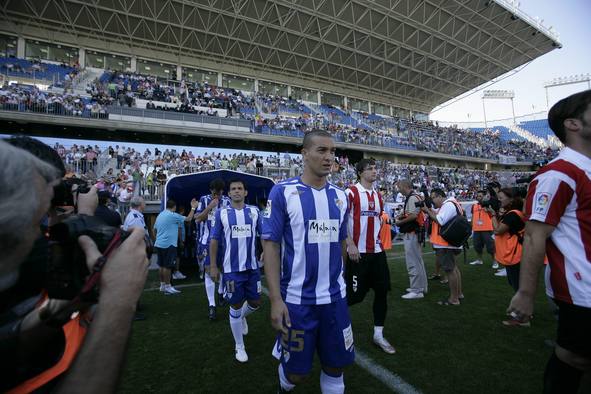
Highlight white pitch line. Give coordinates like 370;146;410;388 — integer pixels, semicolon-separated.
260;286;421;394
144;282;204;292
354;350;422;394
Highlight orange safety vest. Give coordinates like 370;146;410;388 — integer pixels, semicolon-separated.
7;313;88;394
430;200;464;247
471;203;494;232
494;209;525;266
379;212;392;250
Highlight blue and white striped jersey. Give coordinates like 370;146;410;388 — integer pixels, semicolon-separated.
210;205;261;273
196;194;232;245
261;177;349;305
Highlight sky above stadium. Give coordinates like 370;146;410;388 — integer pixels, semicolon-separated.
429;0;591;125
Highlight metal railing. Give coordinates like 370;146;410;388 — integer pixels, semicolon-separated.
0;101;541;162
109;106;252;128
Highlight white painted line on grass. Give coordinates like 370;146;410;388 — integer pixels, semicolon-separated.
144;282;204;292
354;350;422;394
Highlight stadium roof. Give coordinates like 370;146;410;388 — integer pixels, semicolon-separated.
1;0;561;113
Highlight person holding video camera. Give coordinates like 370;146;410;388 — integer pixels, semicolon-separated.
484;188;525;295
469;190;497;269
0;139;149;394
395;179;428;299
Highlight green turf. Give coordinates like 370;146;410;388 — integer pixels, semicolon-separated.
120;245;556;393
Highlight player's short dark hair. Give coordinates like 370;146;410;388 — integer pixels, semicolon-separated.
548;89;591;143
302;129;334;149
228;178;246;190
166;199;176;209
355;158;376;175
6;135;66;177
209;178;225;192
430;188;446;198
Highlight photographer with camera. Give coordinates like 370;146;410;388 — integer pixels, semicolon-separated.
484;188;525;299
0;140;149;393
421;188;465;306
469;190;497;269
395;179;428;299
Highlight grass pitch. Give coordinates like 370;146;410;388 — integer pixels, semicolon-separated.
120;245;556;393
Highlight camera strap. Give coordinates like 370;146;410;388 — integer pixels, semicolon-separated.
74;230;124;303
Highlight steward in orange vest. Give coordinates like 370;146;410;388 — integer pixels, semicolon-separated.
488;187;526;293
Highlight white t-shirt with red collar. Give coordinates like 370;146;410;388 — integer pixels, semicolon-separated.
526;147;591;308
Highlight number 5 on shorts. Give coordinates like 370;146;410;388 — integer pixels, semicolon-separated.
281;329;305;352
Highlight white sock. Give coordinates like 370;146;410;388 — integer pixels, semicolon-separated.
217;272;224;294
241;302;259;319
320;370;344;394
278;364;296;391
229;307;244;347
205;273;216;307
373;326;384;339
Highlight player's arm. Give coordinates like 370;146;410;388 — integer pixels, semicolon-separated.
508;175;569;322
263;240;289;334
183;198;198;222
507;220;554;321
194;196;218;223
261;187;290;334
344;188;360;262
209;209;223;281
209;238;219;281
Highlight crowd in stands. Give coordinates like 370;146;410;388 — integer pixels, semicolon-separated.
87;71;256;116
0;57;79;89
50;140;532;210
0;84;109;118
0;61;560;163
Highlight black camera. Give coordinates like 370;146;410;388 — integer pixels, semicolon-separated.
414;200;426;208
481;198;500;211
52;178;91;207
46;215;153;300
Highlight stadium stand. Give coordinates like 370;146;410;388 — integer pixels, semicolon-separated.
0;57;78;87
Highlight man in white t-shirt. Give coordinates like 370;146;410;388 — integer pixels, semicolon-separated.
421;188;463;306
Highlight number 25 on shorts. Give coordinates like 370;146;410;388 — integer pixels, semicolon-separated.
281;329;305;352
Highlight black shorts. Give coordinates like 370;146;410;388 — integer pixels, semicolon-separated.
156;246;177;268
473;231;494;255
554;300;591;358
435;248;461;272
346;251;391;305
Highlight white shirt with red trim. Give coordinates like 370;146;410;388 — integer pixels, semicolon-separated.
526;147;591;308
346;182;383;254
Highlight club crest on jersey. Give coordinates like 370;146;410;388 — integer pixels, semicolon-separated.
335;198;344;209
249;211;257;220
368;200;375;210
534;192;552;215
263;200;272;218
